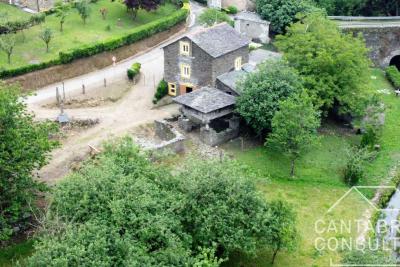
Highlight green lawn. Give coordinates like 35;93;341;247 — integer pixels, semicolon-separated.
222;69;400;266
0;3;32;23
0;0;177;69
0;239;34;267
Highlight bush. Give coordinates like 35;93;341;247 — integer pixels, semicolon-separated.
154;79;168;103
0;7;189;79
224;5;238;14
198;8;233;27
386;65;400;89
127;62;141;80
0;13;45;34
343;147;374;186
193;0;207;4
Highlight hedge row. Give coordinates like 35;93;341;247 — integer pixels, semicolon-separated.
0;7;188;79
386;66;400;89
0;13;45;34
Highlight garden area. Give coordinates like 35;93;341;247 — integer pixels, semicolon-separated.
0;0;186;77
222;69;400;266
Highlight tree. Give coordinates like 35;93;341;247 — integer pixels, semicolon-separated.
39;28;53;53
198;8;233;27
266;200;298;265
314;0;365;15
76;0;91;24
0;82;58;242
236;59;303;136
99;7;108;20
266;91;320;177
25;138;293;265
123;0;161;20
0;33;16;64
275;13;372;116
176;159;272;257
255;0;316;33
55;1;70;32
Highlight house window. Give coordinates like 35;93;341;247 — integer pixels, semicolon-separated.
235;57;242;71
180;64;191;79
180;41;190;56
168;83;177;96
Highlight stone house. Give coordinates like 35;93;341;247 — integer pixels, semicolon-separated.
234;11;270;44
163;23;250;96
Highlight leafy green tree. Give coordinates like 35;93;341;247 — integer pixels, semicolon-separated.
266;200;298;265
275;13;371;116
255;0;316;33
76;0;91;24
26;138;294;265
266;91;320;177
314;0;365;15
39;28;53;53
55;1;70;32
0;33;16;64
198;8;233;27
341;248;396;265
0;83;58;242
176;159;271;257
236;59;303;135
123;0;161;20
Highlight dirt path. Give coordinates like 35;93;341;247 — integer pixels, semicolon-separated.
29;43;180;184
25;1;208;183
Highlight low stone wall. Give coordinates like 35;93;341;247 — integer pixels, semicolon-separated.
199;117;239;146
6;22;186;91
151;120;185;153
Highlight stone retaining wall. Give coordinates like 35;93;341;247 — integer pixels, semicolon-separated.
6;22;186;90
151;120;185;153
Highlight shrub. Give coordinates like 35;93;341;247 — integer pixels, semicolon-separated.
224;5;238;14
193;0;207;4
0;7;188;79
343;147;374;186
127;62;141;80
153;79;168;103
198;8;233;27
0;13;45;34
386;65;400;89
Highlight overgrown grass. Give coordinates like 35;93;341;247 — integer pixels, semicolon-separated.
0;3;32;22
222;69;400;266
0;0;177;69
0;239;34;267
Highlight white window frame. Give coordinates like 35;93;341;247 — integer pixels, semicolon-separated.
180;64;191;79
234;57;242;71
180;41;190;56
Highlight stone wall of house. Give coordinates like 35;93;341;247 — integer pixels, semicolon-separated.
343;26;400;67
235;19;270;43
215;79;239;96
211;46;249;86
163;37;214;94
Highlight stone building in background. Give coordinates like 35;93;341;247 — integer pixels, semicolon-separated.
234;11;270;44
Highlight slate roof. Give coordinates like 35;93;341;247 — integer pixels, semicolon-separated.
173;86;236;113
216;63;254;94
235;11;269;24
186;23;250;58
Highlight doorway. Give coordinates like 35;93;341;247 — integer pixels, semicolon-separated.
390;55;400;70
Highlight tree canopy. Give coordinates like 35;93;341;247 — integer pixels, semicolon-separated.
124;0;162;19
0;82;58;242
26;137;297;266
266;91;320;177
236;59;303;135
255;0;316;33
275;13;371;116
314;0;399;16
